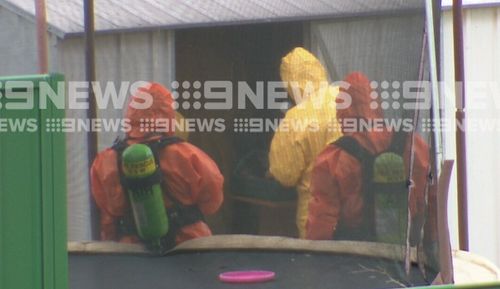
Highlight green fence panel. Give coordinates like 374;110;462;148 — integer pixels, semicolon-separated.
0;74;67;289
411;282;500;289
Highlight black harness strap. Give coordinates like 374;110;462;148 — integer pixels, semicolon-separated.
389;131;409;156
111;138;137;237
334;136;375;167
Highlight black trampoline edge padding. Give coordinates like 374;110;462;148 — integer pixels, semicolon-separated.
70;249;433;289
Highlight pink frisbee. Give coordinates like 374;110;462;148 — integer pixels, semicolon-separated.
218;270;276;283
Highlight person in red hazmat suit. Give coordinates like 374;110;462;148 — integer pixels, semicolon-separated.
268;47;343;238
306;72;431;243
91;82;224;250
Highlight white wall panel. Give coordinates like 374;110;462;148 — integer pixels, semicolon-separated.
442;7;500;266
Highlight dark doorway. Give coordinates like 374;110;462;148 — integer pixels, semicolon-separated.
176;22;304;235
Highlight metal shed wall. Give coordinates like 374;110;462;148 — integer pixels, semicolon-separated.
0;6;43;75
1;0;424;35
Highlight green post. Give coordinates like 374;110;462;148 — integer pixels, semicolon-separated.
410;282;500;289
0;74;67;289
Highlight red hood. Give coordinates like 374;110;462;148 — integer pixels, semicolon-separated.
337;72;392;153
126;82;175;139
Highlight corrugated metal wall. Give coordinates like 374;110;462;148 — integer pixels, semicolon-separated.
442;7;500;267
0;6;39;75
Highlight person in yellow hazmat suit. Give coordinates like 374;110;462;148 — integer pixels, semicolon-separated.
268;47;343;238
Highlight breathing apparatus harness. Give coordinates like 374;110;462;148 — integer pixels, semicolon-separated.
331;131;411;243
111;135;204;254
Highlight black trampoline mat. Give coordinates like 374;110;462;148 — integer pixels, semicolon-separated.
70;250;432;289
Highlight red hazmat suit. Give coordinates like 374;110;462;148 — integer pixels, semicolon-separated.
91;82;224;245
306;72;430;240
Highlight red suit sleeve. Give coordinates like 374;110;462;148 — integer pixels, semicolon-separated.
159;142;224;215
90;149;128;241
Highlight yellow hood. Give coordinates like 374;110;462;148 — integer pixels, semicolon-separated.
280;47;329;104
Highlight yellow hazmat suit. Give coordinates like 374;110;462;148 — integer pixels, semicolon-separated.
269;47;342;238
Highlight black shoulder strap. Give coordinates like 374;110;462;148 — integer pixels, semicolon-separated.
158;135;184;146
146;135;184;165
111;137;129;194
333;136;375;165
111;136;128;152
389;131;408;155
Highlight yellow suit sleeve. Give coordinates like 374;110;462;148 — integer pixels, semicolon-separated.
269;114;307;187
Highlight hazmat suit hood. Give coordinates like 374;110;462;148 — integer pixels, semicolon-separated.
337;72;392;152
125;82;176;139
280;47;330;105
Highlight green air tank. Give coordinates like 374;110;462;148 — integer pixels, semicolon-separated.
121;144;169;247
